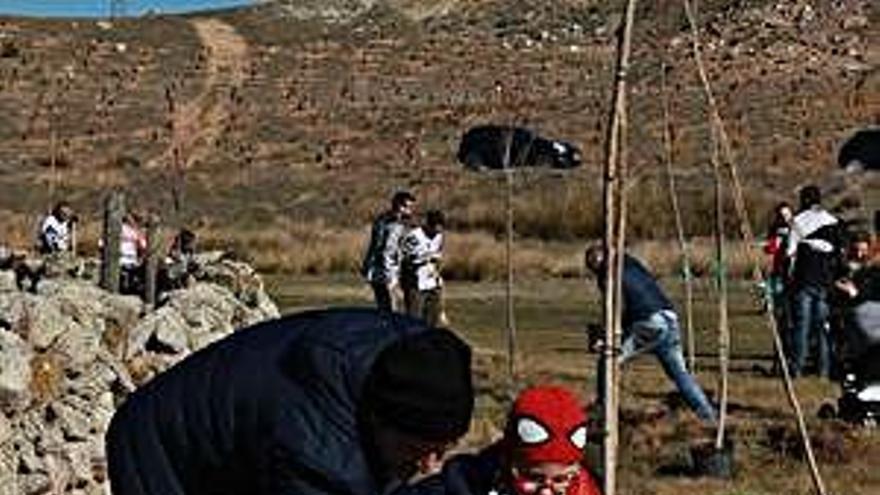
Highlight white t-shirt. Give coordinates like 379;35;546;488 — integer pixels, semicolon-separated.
401;228;444;291
39;214;70;252
120;223;145;268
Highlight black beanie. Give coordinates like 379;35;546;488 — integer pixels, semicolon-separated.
363;328;474;441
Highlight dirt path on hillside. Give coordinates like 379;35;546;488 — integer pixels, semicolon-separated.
146;18;248;169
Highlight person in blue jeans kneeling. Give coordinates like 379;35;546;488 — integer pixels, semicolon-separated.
584;245;717;423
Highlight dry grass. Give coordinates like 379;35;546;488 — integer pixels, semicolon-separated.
196;218;364;275
1;204;765;283
268;276;880;495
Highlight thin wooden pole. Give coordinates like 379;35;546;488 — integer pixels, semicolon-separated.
505;170;516;386
710;133;730;450
682;1;827;492
48;76;58;210
144;215;160;308
502;127;517;393
101;192;124;293
601;1;638;493
660;63;697;373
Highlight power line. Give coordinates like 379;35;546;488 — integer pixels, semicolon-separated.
109;0;127;20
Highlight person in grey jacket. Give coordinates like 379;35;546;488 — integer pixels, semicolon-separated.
362;191;416;311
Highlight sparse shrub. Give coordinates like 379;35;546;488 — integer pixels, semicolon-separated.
36;154;73;169
30;351;64;404
0;40;20;59
113;154;142;169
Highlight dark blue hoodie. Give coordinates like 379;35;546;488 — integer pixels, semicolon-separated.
597;254;674;330
106;308;444;495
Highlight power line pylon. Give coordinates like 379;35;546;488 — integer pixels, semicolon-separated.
109;0;127;19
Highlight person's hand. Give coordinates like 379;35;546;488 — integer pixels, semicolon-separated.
417;451;444;476
836;279;858;298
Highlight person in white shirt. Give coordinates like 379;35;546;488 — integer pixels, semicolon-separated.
401;210;446;326
119;213;147;294
38;202;75;254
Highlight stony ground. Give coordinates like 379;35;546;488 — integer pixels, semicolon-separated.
266;274;880;495
0;2;877;493
0;0;876;248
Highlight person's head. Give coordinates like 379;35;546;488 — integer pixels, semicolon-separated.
391;191;416;219
424;210;445;239
53;201;73;222
361;328;474;481
848;231;871;263
799;185;822;211
503;386;588;495
175;229;197;254
123;212;139;226
771;202;793;230
583;244;604;277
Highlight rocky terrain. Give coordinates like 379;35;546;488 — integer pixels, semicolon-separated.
0;2;876;493
0;0;875;254
0;253;278;495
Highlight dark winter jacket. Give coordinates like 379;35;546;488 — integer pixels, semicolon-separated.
597;254;674;330
788;207;841;290
405;445;601;495
106;308;439;495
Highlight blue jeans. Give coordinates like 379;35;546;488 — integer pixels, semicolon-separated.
597;310;717;422
791;286;832;378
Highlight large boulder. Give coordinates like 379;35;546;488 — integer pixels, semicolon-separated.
0;294;74;350
126;306;190;358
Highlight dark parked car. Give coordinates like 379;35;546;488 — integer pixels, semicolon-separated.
457;125;582;170
839;128;879;172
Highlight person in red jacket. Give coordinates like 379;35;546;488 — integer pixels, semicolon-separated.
763;201;794;364
414;385;602;495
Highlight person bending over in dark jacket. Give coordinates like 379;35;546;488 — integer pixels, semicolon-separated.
584;245;716;423
105;307;474;495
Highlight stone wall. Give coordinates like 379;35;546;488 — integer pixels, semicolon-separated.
0;252;279;495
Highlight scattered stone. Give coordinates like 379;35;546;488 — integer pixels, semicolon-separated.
0;251;277;494
842;15;869;30
0;271;15;293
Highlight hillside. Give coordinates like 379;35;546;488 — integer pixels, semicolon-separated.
0;0;876;274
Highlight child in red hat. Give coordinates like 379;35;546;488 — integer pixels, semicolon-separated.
500;385;601;495
411;385;602;495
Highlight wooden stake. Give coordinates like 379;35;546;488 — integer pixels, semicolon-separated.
101;192;124;293
710;131;730;450
660;63;697;373
144;215;160;308
682;0;827;491
502;128;517;394
48;75;58;210
602;1;638;493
